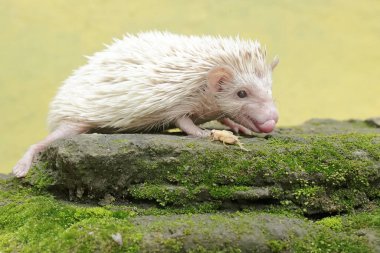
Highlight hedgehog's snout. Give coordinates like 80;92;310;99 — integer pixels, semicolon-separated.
238;102;279;133
253;108;278;133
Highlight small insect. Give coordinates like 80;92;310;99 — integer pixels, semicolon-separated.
210;129;248;151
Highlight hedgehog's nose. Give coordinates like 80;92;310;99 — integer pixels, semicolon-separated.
258;106;278;133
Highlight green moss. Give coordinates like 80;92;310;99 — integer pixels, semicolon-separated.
293;229;372;253
161;238;183;252
1;180;379;252
25;162;56;191
122;134;378;214
0;180;141;252
46;218;142;253
263;134;378;178
128;183;196;206
342;204;380;231
188;247;242;253
268;240;288;253
291;203;380;253
185;142;198;149
316;217;344;231
117;202;221;216
331;189;368;211
4;121;379;251
292;186;323;200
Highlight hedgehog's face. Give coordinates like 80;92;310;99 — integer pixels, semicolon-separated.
207;60;279;133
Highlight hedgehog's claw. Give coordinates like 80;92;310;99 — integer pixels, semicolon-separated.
219;118;252;135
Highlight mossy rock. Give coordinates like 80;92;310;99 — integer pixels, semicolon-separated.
0;178;379;252
25;119;380;216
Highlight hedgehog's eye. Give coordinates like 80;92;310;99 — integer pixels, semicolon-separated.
237;90;247;98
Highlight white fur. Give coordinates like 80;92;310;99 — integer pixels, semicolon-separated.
48;31;271;132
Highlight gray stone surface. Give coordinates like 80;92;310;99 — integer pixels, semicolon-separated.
132;214;311;252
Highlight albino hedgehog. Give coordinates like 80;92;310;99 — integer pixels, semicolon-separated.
13;31;279;177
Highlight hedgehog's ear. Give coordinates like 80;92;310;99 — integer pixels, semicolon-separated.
270;56;279;71
207;65;234;93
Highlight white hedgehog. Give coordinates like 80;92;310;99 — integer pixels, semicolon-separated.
13;31;279;177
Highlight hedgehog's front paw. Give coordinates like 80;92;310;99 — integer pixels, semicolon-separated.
232;124;252;135
219;118;252;135
189;129;211;138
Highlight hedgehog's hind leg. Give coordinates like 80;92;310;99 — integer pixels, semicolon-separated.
13;122;90;178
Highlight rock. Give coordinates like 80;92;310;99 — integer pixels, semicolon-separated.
232;186;274;200
365;117;380;128
111;232;123;246
0;173;12;180
24;119;380;215
1;119;380;252
0;178;378;252
132;214;311;252
98;193;116;206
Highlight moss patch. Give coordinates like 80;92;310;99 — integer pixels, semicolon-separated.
3;119;380;252
0;179;141;252
1;179;379;252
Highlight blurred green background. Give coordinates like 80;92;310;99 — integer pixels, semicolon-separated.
1;0;379;173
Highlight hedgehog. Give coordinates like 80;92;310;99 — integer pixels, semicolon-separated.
13;31;279;177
